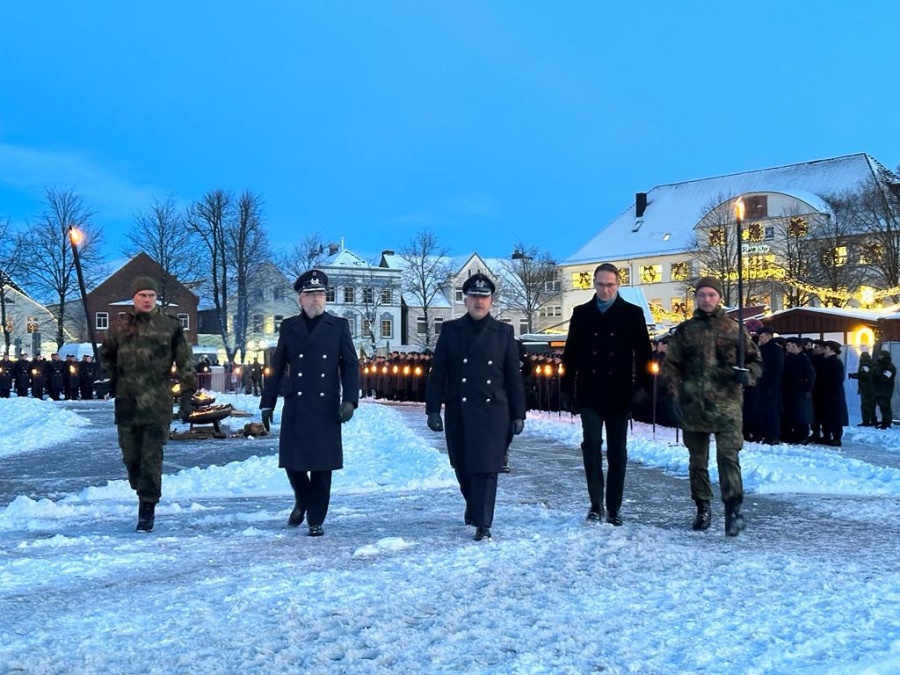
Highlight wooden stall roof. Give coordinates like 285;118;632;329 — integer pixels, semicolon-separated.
760;307;900;342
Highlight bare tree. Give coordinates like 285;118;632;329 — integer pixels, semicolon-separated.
399;229;452;351
276;232;335;280
496;242;562;333
848;173;900;298
18;187;103;347
687;193;740;306
769;209;817;308
229;191;270;362
812;191;867;307
187;189;235;361
0;218;26;354
125;194;198;307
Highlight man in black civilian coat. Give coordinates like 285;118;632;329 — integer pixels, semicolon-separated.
561;263;652;526
260;269;360;537
426;273;526;542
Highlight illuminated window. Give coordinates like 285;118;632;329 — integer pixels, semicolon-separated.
747;223;763;242
859;243;882;265
572;271;593;290
670;299;688;317
833;246;848;266
708;228;725;247
670;262;690;281
618;268;630;285
788;217;808;238
640;265;662;284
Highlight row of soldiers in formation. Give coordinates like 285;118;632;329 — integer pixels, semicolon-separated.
0;352;100;400
358;350;566;411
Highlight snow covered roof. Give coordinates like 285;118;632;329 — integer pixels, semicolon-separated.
565;153;891;264
765;305;900;323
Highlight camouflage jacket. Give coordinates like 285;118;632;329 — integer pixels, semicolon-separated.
661;306;762;432
872;353;897;397
100;307;196;426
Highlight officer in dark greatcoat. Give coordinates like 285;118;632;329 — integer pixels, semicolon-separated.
47;353;66;400
31;354;48;400
63;354;80;400
755;327;784;444
79;355;98;400
781;338;816;444
260;269;360;538
0;353;12;398
13;352;31;397
426;273;526;542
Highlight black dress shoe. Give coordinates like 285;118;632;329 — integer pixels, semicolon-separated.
287;504;305;527
606;512;623;526
474;526;492;541
308;524;324;537
585;509;603;523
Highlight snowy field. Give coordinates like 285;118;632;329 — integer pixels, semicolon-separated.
1;395;899;674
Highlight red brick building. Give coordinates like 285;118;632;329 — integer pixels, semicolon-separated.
86;253;199;345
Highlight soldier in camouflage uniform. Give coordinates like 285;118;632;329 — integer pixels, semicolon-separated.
100;276;196;532
662;277;762;537
872;350;897;429
848;351;876;427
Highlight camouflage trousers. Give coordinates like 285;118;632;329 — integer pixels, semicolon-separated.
117;424;168;503
683;427;743;504
860;393;877;425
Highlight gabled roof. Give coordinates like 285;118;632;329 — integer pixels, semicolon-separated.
565;153;894;265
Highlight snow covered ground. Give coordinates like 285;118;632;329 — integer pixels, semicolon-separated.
1;394;899;674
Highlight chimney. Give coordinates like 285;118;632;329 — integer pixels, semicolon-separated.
635;192;648;218
381;249;395;256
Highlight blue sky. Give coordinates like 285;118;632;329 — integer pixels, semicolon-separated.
2;2;899;265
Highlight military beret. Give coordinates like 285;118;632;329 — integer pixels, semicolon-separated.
694;276;724;297
462;273;495;297
294;269;328;293
131;276;159;296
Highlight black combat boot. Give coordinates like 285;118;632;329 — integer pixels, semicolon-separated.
136;501;155;532
724;499;746;537
308;524;324;537
691;500;711;531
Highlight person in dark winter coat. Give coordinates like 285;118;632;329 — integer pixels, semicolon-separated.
47;353;66;400
872;350;896;429
849;352;877;427
561;263;652;526
30;355;48;400
426;273;526;542
819;341;849;446
260;269;359;538
100;276;196;532
13;352;31;397
780;338;816;444
662;277;762;537
63;354;80;400
755;327;784;444
0;353;12;398
79;355;98;400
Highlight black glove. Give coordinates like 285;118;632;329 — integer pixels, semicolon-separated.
510;418;524;436
732;368;751;387
427;412;444;432
560;391;576;413
339;401;355;423
261;408;273;431
178;392;195;422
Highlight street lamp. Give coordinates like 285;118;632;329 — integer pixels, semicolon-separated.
68;225;101;366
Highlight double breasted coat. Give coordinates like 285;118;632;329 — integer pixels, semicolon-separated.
261;312;360;472
561;295;653;413
426;315;526;474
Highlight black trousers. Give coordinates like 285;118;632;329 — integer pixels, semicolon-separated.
455;468;498;529
285;469;333;526
579;408;629;516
